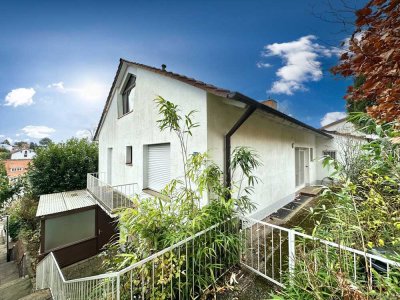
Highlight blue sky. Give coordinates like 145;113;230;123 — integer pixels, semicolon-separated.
0;0;364;143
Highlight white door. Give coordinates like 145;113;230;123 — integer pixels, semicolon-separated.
295;148;307;187
146;144;171;191
107;148;113;185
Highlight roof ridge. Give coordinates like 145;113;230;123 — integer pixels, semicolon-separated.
94;59;332;140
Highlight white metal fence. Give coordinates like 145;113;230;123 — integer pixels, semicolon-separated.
240;216;400;288
36;218;239;299
36;215;400;299
87;173;137;213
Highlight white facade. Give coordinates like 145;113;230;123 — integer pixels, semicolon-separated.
95;60;344;220
316;119;368;180
206;94;323;219
97;65;208;192
11;149;36;159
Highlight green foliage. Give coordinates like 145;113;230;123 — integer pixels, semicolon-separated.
346;76;376;115
6;194;38;240
39;137;53;147
272;114;400;299
0;148;11;160
29;142;38;150
102;97;261;299
28;138;98;196
0;172;25;208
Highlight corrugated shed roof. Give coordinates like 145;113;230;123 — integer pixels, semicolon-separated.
36;190;96;217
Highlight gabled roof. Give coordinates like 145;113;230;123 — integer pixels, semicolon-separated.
94;58;332;140
320;117;348;129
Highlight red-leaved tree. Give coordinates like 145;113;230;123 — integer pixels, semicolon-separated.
332;0;400;123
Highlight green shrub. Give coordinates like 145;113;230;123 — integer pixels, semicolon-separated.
28;138;98;196
6;194;39;240
271;114;400;299
102;97;261;299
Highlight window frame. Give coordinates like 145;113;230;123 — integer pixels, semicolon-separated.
323;150;336;160
120;74;136;117
126;146;133;165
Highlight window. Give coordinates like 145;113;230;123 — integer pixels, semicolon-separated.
323;150;336;160
24;150;28;157
146;144;171;191
126;146;132;165
44;209;95;252
120;74;136;117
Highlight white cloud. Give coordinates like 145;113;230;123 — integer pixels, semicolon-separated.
4;88;36;107
21;125;55;139
4;137;13;144
75;129;92;139
0;134;4;139
47;81;65;92
320;112;347;127
262;35;337;95
47;80;107;102
256;62;272;68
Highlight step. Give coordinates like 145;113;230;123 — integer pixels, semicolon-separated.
0;261;19;285
19;289;52;300
0;277;32;300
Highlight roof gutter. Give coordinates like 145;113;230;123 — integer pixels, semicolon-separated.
227;92;333;139
224;104;257;189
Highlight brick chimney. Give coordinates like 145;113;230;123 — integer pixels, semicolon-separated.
261;99;278;110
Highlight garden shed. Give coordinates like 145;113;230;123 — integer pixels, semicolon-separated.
36;190;116;267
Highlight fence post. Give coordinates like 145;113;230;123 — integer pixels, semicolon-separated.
288;230;296;276
116;273;120;300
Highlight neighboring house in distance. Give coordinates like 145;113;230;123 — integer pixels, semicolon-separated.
4;150;35;181
0;143;13;151
316;118;370;180
93;59;334;220
11;149;36;160
4;159;31;181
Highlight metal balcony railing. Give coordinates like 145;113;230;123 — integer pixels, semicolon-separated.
87;173;137;213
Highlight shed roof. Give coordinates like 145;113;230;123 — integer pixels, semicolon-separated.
36;190;96;217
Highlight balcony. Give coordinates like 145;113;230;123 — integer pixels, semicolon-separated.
86;173;137;214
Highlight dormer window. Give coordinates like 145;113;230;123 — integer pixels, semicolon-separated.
24;150;28;157
119;74;136;117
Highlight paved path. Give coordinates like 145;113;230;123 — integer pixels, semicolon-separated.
0;221;19;286
0;219;36;299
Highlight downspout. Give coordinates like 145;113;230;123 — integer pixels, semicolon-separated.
224;105;256;190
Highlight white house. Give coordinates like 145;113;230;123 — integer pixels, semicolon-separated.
36;58;364;267
93;59;343;220
11;149;36;160
316;118;370;180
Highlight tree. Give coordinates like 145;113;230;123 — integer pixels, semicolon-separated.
0;162;24;208
2;139;10;145
0;149;11;160
14;141;29;149
29;142;38;150
28;138;98;196
39;137;53;147
332;0;400;123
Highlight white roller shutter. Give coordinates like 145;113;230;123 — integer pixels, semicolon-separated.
147;144;171;191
